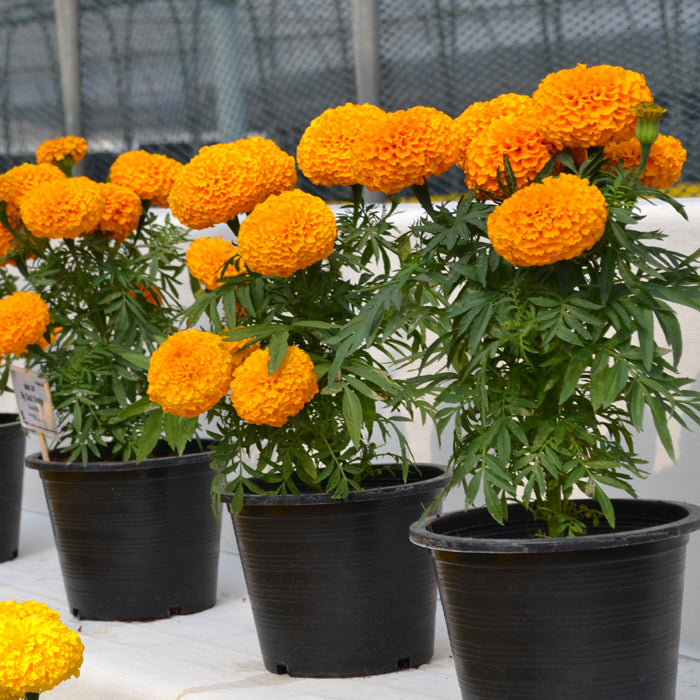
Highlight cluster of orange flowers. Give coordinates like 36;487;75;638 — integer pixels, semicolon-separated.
144;62;689;433
0;137;181;245
0;137;190;368
297;103;460;195
168;136;297;229
147;329;318;428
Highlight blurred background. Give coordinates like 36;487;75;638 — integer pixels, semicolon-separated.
0;0;698;199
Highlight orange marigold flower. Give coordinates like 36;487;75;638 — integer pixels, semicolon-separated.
237;136;297;198
0;224;17;267
237;189;337;277
455;93;533;160
296;103;385;187
0;291;50;355
127;283;161;307
147;329;234;418
351;106;461;194
604;134;687;189
230;346;318;427
109;150;183;208
462;114;557;197
532;63;653;149
20;177;104;240
185;236;245;290
0;600;84;698
168;142;268;229
95;182;143;242
0;163;66;226
36;135;88;167
487;173;608;267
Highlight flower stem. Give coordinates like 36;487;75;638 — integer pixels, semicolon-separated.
351;183;364;226
411;182;437;222
26;693;40;699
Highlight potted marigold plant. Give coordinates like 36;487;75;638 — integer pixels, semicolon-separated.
0;137;221;621
335;64;700;699
139;128;451;677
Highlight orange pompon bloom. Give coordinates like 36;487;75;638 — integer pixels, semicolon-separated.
532;64;653;149
487;173;608;267
0;600;84;698
168;142;268;229
455;93;533;160
230;346;318;427
20;177;105;240
96;182;143;242
127;284;162;307
0;291;50;355
237;189;337;277
604;134;687;189
237;136;297;199
222;332;260;371
185;236;245;290
296;103;385;187
109;150;183;207
462;114;557;197
0;163;66;226
36;136;88;167
0;224;17;266
147;329;234;418
351;106;461;194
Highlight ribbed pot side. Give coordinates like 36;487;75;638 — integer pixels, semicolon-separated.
0;415;26;562
409;499;700;700
26;447;221;621
226;464;448;678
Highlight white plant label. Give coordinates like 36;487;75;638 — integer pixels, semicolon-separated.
10;365;59;439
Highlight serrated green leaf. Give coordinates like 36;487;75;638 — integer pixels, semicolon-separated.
267;331;289;373
650;398;675;460
137;409;163;462
342;386;363;447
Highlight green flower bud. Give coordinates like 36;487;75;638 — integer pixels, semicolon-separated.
630;101;667;177
631;101;667;147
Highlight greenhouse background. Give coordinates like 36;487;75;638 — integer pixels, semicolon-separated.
0;0;698;199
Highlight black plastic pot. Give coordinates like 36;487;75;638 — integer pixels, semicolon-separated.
409;499;700;700
0;414;26;562
224;464;448;678
26;445;221;621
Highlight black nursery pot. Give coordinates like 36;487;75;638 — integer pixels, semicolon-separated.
409;499;700;700
223;464;448;678
0;414;26;562
26;445;221;621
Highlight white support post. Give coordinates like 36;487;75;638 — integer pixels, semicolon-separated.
350;0;380;105
53;0;83;136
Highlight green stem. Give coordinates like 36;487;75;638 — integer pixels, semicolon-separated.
545;481;562;537
226;216;240;237
410;182;437;222
26;692;40;699
351;183;364;227
635;141;652;180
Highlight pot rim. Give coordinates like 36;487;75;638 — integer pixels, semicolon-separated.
25;441;213;473
0;413;21;428
409;498;700;553
222;462;447;506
